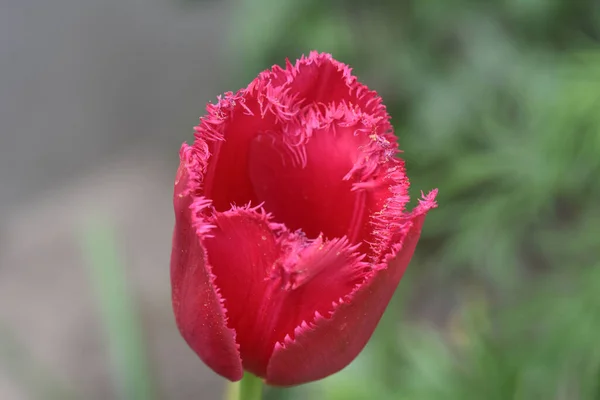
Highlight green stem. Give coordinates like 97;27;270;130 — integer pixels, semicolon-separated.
229;372;263;400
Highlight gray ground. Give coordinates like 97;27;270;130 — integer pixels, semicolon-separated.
0;0;232;398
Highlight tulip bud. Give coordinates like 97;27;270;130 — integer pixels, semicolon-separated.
170;52;437;386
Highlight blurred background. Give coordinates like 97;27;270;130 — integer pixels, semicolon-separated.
1;0;599;399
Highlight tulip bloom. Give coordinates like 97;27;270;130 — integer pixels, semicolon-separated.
171;52;437;386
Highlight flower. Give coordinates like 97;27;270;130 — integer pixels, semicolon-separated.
170;51;437;386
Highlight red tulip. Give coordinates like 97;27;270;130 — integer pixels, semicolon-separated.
171;51;437;386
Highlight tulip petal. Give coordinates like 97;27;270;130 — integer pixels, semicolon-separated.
192;51;392;217
204;208;372;379
265;191;437;386
286;52;391;128
193;93;266;212
170;146;243;381
266;233;371;358
248;119;370;241
202;207;282;376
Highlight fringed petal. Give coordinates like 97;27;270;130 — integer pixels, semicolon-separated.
203;205;372;378
170;146;243;381
247;105;374;240
265;192;437;386
192;51;393;219
201;206;283;376
266;232;371;361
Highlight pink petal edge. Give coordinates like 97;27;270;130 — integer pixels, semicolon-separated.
265;190;438;386
170;145;243;381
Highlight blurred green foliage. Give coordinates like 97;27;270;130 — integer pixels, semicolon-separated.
81;220;157;400
230;0;600;398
